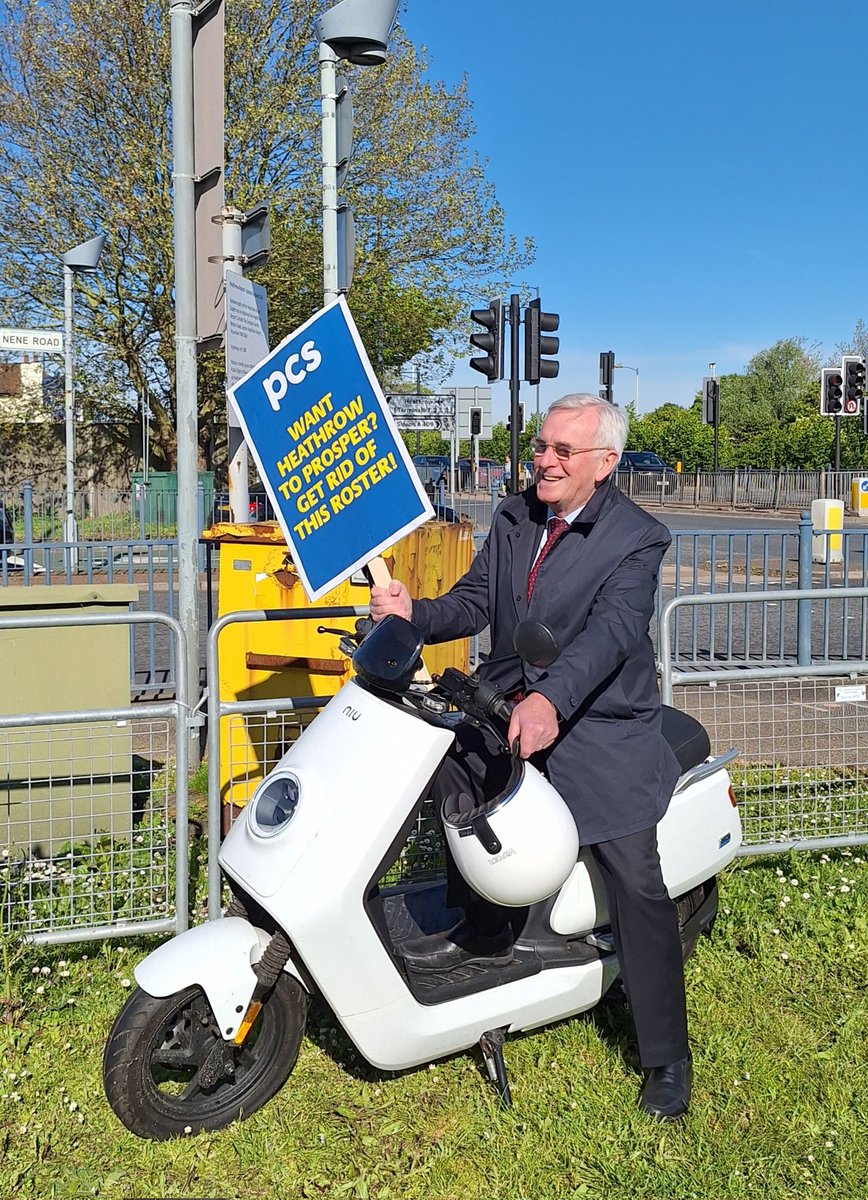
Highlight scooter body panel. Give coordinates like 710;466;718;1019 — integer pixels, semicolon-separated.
550;763;740;936
134;917;273;1037
219;680;455;901
657;767;741;895
340;954;621;1071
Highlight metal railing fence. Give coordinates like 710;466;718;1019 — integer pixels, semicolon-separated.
0;610;191;944
620;468;866;510
662;517;868;665
659;589;868;856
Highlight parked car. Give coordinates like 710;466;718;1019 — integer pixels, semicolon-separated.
457;458;500;489
212;493;270;523
411;455;449;484
617;451;677;494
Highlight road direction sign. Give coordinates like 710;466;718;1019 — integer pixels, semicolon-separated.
0;328;64;354
386;393;456;433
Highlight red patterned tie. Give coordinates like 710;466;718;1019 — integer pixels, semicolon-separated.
527;517;569;601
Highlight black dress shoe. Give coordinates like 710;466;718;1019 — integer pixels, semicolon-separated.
398;918;514;972
639;1052;692;1119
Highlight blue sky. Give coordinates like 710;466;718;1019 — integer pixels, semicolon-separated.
401;0;865;420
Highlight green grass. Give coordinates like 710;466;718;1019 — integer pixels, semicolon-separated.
1;848;866;1199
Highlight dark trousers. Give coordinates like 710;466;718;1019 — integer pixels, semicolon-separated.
430;724;689;1069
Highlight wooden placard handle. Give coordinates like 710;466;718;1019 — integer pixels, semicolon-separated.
365;555;392;589
364;556;432;685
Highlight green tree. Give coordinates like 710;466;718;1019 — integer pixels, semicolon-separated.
0;0;532;474
627;401;719;469
717;338;821;467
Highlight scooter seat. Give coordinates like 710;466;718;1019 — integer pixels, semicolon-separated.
661;705;710;775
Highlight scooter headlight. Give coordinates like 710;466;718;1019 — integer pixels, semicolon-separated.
248;772;300;838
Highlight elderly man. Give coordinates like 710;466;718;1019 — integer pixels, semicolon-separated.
371;394;690;1119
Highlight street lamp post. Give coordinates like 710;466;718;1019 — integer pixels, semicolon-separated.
61;233;106;570
614;363;639;409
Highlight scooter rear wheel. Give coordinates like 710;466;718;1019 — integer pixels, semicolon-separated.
677;878;717;961
103;974;306;1140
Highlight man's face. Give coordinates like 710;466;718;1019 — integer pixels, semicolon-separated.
534;408;620;515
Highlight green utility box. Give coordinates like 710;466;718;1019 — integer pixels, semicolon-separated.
0;585;139;856
130;470;215;529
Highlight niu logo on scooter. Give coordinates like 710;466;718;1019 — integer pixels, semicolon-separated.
342;706;361;721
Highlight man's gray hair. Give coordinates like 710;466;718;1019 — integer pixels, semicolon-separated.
547;393;629;455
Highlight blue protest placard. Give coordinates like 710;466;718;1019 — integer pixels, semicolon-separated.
228;296;434;600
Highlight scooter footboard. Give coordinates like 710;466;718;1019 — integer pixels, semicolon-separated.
134;917;294;1041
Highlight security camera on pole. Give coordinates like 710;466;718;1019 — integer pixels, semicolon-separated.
317;0;399;303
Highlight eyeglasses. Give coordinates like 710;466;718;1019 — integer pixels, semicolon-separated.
530;437;609;461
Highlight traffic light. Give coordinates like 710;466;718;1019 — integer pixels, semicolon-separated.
820;367;844;416
469;299;504;382
842;356;866;416
470;407;482;436
524;298;560;383
506;401;525;434
702;377;719;425
599;351;615;403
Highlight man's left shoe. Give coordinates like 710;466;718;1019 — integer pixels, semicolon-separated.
639;1052;692;1119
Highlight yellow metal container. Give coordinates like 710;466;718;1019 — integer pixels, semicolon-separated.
204;520;475;811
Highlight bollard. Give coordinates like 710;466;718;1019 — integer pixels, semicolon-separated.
797;510;813;665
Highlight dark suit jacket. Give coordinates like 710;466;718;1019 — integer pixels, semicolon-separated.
411;477;681;843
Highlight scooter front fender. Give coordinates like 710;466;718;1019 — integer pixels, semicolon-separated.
134;917;277;1040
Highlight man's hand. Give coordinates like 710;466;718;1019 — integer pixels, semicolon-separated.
369;579;412;622
507;692;559;759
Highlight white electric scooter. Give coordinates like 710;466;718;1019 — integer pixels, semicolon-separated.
103;615;741;1140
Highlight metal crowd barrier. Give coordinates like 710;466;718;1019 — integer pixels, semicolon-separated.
0;611;190;944
659;588;868;856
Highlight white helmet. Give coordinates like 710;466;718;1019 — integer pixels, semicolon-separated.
443;761;580;907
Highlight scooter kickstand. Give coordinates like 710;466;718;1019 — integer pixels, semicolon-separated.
479;1027;512;1108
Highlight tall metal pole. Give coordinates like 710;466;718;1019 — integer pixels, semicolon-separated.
509;293;521;495
170;0;201;764
532;285;540;427
320;43;339;303
222;206;251;523
63;264;78;566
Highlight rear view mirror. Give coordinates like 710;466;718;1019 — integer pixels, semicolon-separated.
513;621;559;668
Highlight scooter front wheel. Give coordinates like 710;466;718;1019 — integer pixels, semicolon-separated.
103;974;306;1140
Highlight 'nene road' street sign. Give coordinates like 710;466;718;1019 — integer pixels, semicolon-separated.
0;328;64;354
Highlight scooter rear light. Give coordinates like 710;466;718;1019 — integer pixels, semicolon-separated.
728;784;738;808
